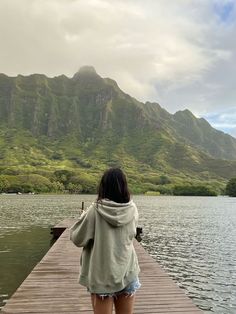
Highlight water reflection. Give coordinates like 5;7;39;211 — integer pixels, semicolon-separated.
0;226;51;309
0;194;95;310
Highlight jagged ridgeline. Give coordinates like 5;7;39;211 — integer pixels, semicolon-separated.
0;66;236;194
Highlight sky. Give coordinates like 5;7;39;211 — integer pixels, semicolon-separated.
0;0;235;138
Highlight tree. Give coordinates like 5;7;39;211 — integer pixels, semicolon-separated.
158;175;171;185
67;182;82;194
0;175;10;192
173;184;217;196
54;170;74;187
51;181;65;192
225;178;236;197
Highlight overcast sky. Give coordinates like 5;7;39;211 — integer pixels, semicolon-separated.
0;0;235;137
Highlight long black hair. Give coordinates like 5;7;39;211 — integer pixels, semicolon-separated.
97;168;130;203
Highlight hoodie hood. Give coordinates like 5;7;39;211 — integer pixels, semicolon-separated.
95;199;136;227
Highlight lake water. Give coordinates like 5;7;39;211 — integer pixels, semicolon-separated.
0;195;235;313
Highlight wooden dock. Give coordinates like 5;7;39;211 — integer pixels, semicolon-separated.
1;218;203;314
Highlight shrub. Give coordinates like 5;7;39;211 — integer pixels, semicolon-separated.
51;181;65;192
225;177;236;197
53;170;75;186
155;185;173;195
145;191;161;196
0;175;10;192
2;174;53;193
67;182;82;194
158;175;171;185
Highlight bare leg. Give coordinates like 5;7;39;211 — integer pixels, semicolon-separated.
114;294;135;314
91;294;113;314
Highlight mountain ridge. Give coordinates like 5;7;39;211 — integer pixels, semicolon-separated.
0;67;236;194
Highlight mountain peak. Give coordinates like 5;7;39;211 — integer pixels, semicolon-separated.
73;66;100;80
78;66;97;74
174;108;195;119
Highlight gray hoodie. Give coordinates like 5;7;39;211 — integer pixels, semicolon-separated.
70;199;140;294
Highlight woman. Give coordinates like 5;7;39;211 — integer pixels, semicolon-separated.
70;168;141;314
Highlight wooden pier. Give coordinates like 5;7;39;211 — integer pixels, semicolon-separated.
1;218;203;314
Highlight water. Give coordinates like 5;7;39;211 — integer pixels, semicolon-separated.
0;194;93;310
0;195;235;313
137;196;236;314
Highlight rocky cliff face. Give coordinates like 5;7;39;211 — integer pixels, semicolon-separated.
0;66;236;182
0;67;148;143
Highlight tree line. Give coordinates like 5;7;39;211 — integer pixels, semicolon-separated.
0;170;236;196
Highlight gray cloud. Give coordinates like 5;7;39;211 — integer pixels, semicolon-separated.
0;0;235;134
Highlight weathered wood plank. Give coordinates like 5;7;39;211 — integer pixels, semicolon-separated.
1;219;203;313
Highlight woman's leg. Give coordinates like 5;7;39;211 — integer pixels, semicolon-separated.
91;294;113;314
114;294;135;314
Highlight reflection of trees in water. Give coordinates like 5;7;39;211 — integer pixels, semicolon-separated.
0;226;51;309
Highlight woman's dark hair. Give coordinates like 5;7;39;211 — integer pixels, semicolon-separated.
97;168;130;203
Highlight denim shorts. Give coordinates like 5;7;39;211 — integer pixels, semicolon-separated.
91;277;141;299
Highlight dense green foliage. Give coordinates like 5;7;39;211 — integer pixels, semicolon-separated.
0;172;96;194
0;66;236;195
225;178;236;197
172;184;217;196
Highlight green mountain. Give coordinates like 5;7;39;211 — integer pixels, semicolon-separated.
0;66;236;194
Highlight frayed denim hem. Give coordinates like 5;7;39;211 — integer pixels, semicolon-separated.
89;277;141;299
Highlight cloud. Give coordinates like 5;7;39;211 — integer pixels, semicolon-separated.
231;128;236;138
0;0;235;136
203;107;236;138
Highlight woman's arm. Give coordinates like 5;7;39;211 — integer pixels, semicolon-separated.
69;203;95;247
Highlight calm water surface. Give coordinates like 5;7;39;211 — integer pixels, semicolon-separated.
0;194;235;313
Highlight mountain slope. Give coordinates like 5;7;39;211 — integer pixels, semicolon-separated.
172;109;236;160
0;66;236;193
